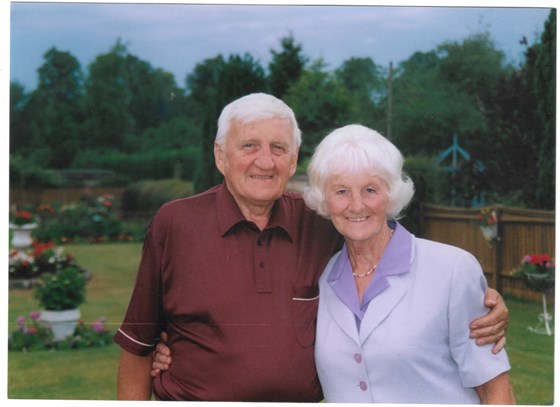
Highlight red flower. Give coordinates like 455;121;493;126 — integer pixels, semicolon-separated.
527;254;551;266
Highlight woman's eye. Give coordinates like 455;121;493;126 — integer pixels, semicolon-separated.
366;187;376;194
335;189;347;195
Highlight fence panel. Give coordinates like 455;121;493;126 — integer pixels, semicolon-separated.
420;204;555;301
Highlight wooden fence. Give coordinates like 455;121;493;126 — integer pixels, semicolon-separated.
420;204;555;302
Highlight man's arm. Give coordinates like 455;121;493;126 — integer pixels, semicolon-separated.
470;288;509;354
117;348;153;400
475;372;516;404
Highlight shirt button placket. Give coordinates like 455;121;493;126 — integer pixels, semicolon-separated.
255;235;271;293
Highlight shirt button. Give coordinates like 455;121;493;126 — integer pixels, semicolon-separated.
257;240;262;246
260;262;265;268
359;381;368;391
354;353;362;363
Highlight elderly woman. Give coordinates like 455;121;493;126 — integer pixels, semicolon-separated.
303;124;514;404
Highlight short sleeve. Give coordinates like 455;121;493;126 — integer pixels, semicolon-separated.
448;251;511;387
113;216;166;356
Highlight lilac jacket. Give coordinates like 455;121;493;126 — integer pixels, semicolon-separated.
315;226;510;403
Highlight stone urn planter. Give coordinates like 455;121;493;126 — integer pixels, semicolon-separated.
39;308;81;341
34;266;87;341
9;223;37;249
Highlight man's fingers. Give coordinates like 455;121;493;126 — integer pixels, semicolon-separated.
470;319;507;338
491;336;507;355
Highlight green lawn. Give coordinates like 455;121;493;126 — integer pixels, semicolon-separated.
7;243;555;403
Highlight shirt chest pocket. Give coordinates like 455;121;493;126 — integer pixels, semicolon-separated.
291;284;320;347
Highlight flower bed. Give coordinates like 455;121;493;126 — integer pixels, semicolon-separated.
9;311;113;351
9;241;90;289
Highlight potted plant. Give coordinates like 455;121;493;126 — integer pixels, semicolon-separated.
9;209;38;249
34;266;87;341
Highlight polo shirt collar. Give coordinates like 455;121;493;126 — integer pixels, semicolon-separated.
216;181;295;241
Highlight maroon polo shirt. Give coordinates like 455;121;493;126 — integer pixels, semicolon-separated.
114;182;341;401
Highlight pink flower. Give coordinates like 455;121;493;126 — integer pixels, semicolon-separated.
29;311;41;321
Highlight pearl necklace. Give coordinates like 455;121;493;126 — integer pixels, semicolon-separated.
353;264;377;278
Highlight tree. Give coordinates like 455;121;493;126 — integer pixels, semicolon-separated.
125;54;180;138
9;82;33;155
187;54;267;192
268;34;308;98
532;9;556;209
335;57;386;130
84;40;135;151
391;51;451;155
284;59;357;157
27;48;84;168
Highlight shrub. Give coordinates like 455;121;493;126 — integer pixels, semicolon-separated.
71;147;201;183
121;179;195;216
33;194;135;243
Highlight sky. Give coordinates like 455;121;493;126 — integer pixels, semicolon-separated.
7;1;554;91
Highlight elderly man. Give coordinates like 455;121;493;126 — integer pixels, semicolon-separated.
114;93;508;402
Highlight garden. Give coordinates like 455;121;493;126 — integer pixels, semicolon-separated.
7;197;555;403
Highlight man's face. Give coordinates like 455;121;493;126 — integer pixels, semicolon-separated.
215;117;299;211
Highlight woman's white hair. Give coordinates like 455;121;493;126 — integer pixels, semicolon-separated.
303;124;415;219
215;93;301;150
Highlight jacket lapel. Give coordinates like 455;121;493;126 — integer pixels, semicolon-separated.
359;275;407;344
324;282;361;345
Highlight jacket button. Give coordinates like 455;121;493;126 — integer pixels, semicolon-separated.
359;381;368;391
354;353;362;363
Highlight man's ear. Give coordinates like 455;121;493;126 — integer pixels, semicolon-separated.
214;142;226;176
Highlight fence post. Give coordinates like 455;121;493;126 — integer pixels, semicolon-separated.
492;206;503;291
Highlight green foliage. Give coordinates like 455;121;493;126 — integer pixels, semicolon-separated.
532;10;556;209
121;178;195;215
9;24;555;210
401;155;444;234
34;266;87;311
268;34;308;98
71;146;200;182
285;59;358;157
84;40;134;150
10;155;61;189
27;48;85;168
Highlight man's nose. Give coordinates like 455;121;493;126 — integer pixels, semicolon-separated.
254;148;275;169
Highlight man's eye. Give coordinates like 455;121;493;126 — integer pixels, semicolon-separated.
272;145;286;153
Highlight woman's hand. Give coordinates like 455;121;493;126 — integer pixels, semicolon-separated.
151;332;172;377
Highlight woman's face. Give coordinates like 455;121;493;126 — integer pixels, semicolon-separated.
324;171;390;244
